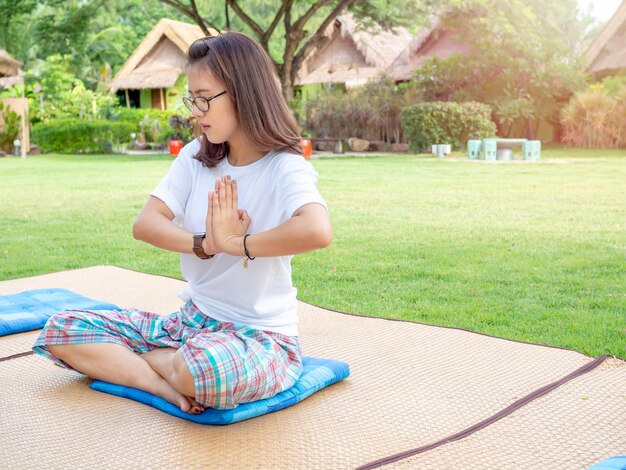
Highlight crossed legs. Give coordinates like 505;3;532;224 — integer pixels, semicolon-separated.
47;343;204;414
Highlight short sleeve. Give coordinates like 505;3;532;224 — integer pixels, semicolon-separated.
150;141;197;221
274;154;327;219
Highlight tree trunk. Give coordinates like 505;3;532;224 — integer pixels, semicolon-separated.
282;76;294;101
281;51;297;101
524;117;536;140
282;28;303;102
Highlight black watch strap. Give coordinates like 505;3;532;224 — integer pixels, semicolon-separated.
193;233;214;259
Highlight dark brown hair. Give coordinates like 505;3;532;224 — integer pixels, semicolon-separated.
186;32;302;167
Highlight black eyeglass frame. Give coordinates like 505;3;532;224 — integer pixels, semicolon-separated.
182;91;227;112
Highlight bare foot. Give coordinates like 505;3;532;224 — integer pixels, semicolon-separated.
185;395;205;414
139;349;204;414
159;385;204;414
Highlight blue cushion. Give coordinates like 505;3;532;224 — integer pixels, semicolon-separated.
0;288;350;424
588;457;626;470
90;356;350;424
0;288;121;336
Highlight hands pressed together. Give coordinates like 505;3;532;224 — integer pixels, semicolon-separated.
202;174;251;257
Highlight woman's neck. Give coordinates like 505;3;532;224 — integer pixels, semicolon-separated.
227;133;266;167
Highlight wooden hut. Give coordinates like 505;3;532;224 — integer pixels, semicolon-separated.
295;14;412;91
109;19;217;110
386;17;469;82
0;49;24;90
584;0;626;78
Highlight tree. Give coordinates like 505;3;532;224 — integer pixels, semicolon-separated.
1;0;190;90
1;0;197;125
89;0;191;88
157;0;426;99
0;0;56;75
410;0;590;139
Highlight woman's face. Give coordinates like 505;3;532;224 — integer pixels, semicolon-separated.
187;65;240;145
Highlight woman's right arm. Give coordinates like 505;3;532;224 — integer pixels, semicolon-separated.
132;196;196;254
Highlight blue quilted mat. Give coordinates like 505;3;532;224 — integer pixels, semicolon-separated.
0;288;121;336
90;356;350;425
588;457;626;470
0;288;350;424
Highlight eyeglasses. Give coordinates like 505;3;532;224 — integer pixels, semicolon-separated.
182;91;226;112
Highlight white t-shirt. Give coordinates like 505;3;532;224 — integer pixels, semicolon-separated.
150;139;327;336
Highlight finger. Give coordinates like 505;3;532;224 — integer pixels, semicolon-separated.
204;191;213;227
224;175;233;212
241;210;251;232
238;209;244;221
207;192;213;230
231;178;238;213
211;189;220;215
218;178;227;208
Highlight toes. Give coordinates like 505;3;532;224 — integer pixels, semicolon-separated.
178;397;191;412
191;403;205;414
187;396;205;414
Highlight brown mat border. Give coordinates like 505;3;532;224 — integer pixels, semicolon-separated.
302;301;623;361
357;354;615;469
0;351;34;362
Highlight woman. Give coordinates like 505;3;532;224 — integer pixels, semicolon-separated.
33;32;332;413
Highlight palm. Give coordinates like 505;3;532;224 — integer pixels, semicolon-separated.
208;175;251;255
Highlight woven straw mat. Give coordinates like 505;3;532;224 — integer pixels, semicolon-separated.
0;266;623;469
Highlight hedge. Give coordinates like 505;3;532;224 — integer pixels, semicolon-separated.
110;108;184;142
32;119;135;153
111;108;175;128
401;101;496;152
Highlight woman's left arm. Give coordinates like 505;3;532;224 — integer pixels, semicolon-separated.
211;176;332;257
242;203;332;257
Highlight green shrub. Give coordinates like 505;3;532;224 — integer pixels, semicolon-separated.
28;56;120;124
161;115;196;143
600;75;626;97
303;76;411;144
400;101;496;152
561;87;626;149
32;119;135;153
110;108;180;142
112;107;174;126
0;102;21;153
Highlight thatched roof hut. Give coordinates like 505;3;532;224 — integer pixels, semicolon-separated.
0;49;24;90
109;18;217;108
295;14;412;89
386;17;469;82
584;0;626;77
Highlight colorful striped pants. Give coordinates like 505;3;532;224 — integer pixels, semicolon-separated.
33;301;302;409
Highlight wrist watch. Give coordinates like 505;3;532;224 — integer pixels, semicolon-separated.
193;233;214;260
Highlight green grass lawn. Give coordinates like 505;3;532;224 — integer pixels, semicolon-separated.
1;148;624;358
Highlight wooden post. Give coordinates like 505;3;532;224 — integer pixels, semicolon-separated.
21;111;26;159
21;87;27;159
159;88;165;110
125;89;130;108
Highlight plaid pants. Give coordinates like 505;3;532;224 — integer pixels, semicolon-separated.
33;300;302;409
